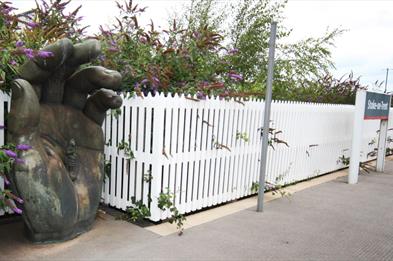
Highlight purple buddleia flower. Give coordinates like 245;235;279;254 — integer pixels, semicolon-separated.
193;31;201;39
13;207;22;214
97;54;106;62
23;48;34;59
196;91;207;100
37;50;54;58
14;196;24;204
1;6;16;15
228;72;243;81
152;77;160;88
139;36;147;44
15;40;24;47
140;79;149;86
151;86;157;96
3;150;17;158
9;60;17;66
15;158;25;164
16;143;32;151
107;46;119;53
3;177;10;186
26;21;38;28
228;48;239;55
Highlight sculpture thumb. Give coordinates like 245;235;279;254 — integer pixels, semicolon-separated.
8;79;40;138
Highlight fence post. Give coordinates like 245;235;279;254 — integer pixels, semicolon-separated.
348;90;366;184
376;119;389;172
148;94;165;221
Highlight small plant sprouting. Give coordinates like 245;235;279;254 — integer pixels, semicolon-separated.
337;155;350;166
117;140;135;160
157;189;186;236
236;132;249;142
251;164;292;198
337;154;374;173
251;182;259;193
119;197;151;222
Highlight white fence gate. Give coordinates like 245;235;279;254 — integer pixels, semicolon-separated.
102;94;393;221
1;93;392;219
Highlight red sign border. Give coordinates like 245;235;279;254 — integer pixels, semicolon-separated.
364;115;389;120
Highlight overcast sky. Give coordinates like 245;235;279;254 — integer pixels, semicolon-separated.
12;0;393;92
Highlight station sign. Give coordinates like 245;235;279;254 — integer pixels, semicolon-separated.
364;92;390;120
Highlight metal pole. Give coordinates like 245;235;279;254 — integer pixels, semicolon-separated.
385;68;389;93
376;95;391;172
257;22;277;212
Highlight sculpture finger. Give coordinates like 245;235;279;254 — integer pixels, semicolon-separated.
8;79;40;138
19;38;74;83
63;66;122;110
67;39;101;67
83;89;123;125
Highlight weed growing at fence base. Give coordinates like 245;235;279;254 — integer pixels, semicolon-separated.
250;181;291;198
337;155;350;166
158;190;186;236
118;197;151;223
337;154;375;173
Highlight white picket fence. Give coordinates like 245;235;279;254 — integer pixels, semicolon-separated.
102;93;393;221
1;92;392;220
0;92;11;216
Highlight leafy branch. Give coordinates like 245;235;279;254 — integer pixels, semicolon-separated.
117;140;135;160
157;189;186;235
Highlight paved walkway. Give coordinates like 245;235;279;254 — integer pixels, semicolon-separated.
1;160;393;261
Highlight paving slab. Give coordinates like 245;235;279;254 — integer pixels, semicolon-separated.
1;160;392;261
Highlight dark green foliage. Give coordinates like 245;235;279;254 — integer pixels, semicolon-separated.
125;197;151;222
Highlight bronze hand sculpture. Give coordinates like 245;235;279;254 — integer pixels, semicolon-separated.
7;38;122;243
